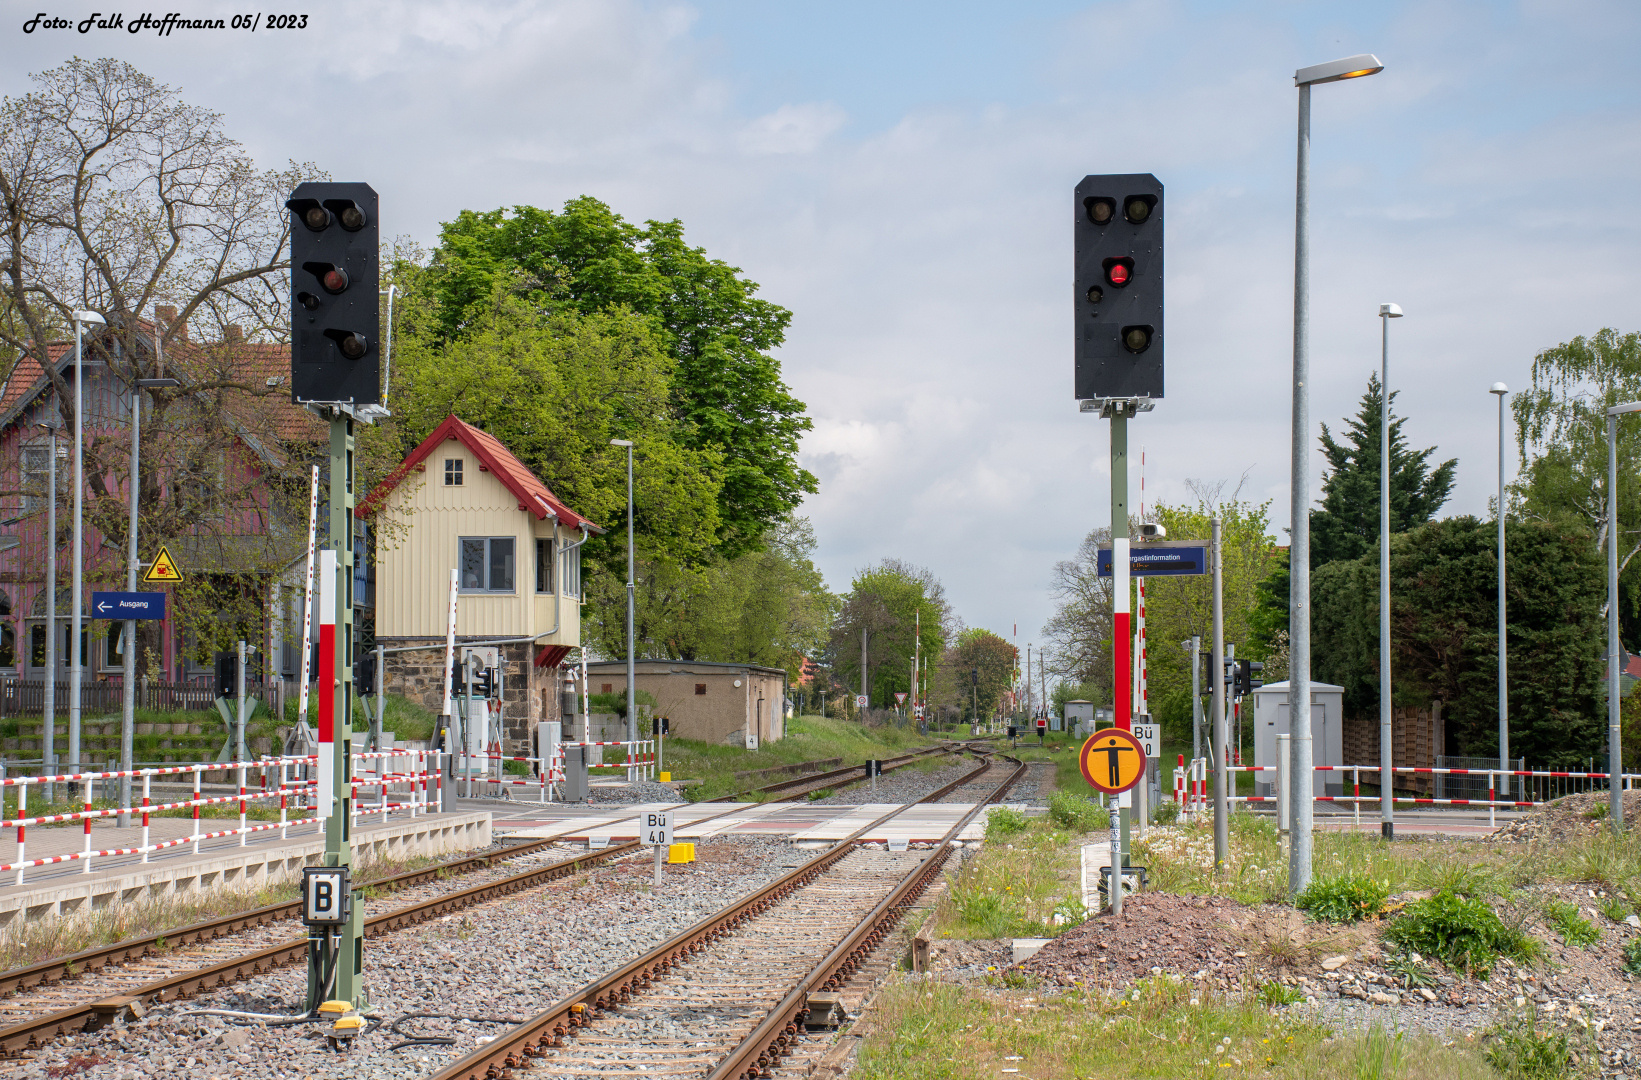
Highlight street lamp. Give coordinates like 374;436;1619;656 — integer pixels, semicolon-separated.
1490;383;1510;808
1288;53;1382;894
1378;302;1402;841
1605;400;1641;831
35;415;63;804
70;309;105;796
610;439;635;780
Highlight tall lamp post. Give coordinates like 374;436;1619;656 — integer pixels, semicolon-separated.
1288;53;1382;894
610;439;635;778
1377;302;1402;840
1491;383;1510;806
1605;401;1641;831
69;309;105;796
37;415;62;804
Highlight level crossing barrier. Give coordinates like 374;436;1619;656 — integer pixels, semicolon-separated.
0;750;443;885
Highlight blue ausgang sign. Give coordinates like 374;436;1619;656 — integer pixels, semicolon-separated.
1096;545;1209;578
91;591;167;620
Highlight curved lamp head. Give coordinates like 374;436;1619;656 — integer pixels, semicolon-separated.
1295;54;1384;87
609;439;633;448
1489;383;1509;397
73;310;105;326
1379;303;1403;318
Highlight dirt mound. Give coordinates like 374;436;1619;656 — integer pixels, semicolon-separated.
1487;790;1641;844
1018;893;1374;992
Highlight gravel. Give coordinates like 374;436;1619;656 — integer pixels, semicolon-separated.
13;835;804;1080
807;760;980;805
587;780;681;804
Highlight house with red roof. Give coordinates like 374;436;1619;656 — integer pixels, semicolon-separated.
0;306;326;695
358;416;600;750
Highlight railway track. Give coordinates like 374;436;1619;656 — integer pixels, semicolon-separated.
430;754;1027;1080
735;740;984;802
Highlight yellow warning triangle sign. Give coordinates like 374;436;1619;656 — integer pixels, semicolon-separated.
142;545;184;584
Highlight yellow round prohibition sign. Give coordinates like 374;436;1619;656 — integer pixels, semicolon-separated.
1079;728;1146;795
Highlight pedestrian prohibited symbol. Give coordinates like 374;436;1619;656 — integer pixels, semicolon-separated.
1078;728;1146;794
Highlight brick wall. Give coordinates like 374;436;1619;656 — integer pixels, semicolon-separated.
1341;702;1443;796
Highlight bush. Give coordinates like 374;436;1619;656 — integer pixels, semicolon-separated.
1295;874;1390;923
1542;900;1600;948
1385;889;1540;978
1047;791;1107;832
984;806;1032;840
1153;799;1180;825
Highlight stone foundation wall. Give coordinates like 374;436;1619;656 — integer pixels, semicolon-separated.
378;637;566;754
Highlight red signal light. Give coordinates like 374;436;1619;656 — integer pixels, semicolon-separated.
1103;256;1135;288
322;268;349;294
1108;264;1129;285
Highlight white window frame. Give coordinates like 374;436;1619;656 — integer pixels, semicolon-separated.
560;540;581;598
460;536;516;593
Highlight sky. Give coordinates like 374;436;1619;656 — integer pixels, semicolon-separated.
5;0;1641;661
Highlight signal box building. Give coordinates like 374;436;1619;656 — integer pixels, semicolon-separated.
359;416;599;751
583;659;788;749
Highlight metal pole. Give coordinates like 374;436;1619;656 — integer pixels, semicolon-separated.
1110;402;1131;868
1288;81;1315;895
120;373;139;827
1190;635;1201;764
70;319;85;797
44;422;57;805
1609;413;1624;830
374;643;385;753
236;639;247;762
1493;384;1510;804
1379;310;1394;840
625;443;636;770
1211;517;1226;871
861;625;869;712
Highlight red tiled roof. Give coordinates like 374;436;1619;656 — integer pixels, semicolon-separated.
357;414;599;532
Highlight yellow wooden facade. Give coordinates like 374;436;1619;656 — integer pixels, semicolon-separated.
372;441;583;645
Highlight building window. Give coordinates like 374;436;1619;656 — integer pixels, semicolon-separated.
695;683;707;696
560;540;581;597
535;537;555;594
444;459;463;486
459;537;515;592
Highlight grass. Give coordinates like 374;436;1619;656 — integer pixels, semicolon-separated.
853;977;1497;1080
661;715;944;801
1541;900;1601;949
931;806;1084;941
1482;1006;1596;1080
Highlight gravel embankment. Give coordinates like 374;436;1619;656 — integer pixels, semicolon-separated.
587;780;680;804
807;760;979;805
13;835;803;1080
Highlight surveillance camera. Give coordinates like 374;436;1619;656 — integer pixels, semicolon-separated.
1141;522;1167;539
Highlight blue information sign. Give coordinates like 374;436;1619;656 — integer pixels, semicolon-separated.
91;591;167;620
1096;545;1209;578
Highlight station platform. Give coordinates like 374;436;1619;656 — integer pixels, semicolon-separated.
0;809;490;927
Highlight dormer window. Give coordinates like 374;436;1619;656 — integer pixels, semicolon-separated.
444;459;463;486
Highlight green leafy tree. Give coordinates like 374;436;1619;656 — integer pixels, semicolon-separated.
944;629;1017;721
415;198;816;555
1512;329;1641;645
1311;517;1603;766
1041;526;1116;704
1311;373;1457;569
826;560;951;710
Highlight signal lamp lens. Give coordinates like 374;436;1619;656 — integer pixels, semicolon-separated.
322;268;349;294
1124;198;1151;224
1122;325;1153;353
339;205;366;231
1086;197;1115;225
303;206;331;232
339;334;367;360
1108;263;1130;285
297;291;321;312
1085;285;1103;304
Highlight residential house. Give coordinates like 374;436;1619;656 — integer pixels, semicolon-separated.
358;416;599;752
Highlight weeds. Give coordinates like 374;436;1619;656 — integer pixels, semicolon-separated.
1256;980;1305;1007
1295;873;1390;923
1352;1026;1408;1080
1046;791;1107;832
1623;938;1641;975
983;806;1031;840
1483;1005;1592;1080
1384;951;1436;989
1541;900;1600;948
1598;894;1630;923
1385;888;1540;978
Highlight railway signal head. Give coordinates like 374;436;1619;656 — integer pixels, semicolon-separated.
1074;173;1163;401
287;182;380;406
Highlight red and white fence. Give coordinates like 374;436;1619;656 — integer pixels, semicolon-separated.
0;750;443;885
452;739;657;802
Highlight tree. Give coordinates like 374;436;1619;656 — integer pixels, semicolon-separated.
943;629;1016;721
1311;516;1603;767
1310;373;1457;569
1512;329;1641;644
826;560;951;710
415;199;816;555
1143;494;1280;737
1041;527;1115;703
